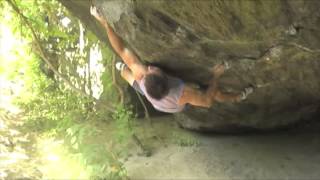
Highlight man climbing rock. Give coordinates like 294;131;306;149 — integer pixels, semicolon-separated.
90;6;253;113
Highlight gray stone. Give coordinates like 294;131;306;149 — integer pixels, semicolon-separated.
59;0;320;132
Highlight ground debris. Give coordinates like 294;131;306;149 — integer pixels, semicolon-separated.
0;110;42;180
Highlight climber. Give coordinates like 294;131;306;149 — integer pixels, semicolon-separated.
90;6;253;113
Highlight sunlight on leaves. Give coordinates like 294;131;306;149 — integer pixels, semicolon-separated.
37;137;89;179
0;0;128;179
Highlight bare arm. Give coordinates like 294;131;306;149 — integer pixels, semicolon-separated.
178;64;242;108
90;6;146;80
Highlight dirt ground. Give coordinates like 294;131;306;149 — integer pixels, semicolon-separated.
1;77;320;179
124;117;320;180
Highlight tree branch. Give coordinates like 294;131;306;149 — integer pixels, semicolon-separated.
111;55;124;105
5;0;116;112
134;90;151;121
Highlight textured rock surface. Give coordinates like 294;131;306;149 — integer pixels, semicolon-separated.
60;0;320;132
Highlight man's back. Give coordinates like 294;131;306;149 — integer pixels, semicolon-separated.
137;73;185;113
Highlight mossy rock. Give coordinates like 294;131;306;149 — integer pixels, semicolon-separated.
60;0;320;132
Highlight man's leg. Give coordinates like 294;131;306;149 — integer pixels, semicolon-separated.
178;63;253;107
120;66;135;86
214;91;241;103
119;64;145;95
209;63;253;103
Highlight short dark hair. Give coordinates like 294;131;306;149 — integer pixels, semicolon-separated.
144;73;169;100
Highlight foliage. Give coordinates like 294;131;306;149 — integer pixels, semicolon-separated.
171;131;200;147
18;85;130;179
65;123;128;180
17;78;130;179
20;89;88;132
1;0;131;179
113;105;135;144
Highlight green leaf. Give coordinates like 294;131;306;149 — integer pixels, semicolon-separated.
71;136;77;145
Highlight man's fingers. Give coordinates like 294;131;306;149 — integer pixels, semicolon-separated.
211;64;224;76
90;6;98;16
215;64;225;72
90;6;95;15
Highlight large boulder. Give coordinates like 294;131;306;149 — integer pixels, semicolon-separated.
60;0;320;132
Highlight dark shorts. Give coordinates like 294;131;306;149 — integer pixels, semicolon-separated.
132;80;145;95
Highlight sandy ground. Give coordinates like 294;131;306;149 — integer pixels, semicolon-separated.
124;118;320;180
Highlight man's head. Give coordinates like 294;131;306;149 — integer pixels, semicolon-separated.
144;66;169;100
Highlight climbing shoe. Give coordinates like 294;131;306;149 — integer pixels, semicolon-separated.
240;87;253;100
116;62;126;71
223;61;231;70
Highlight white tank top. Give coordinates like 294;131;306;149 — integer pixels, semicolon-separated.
138;75;185;113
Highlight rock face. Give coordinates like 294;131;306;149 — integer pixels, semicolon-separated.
60;0;320;132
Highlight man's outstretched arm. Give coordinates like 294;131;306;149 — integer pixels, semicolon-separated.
90;6;146;80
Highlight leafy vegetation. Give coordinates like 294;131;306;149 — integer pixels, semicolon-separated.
0;0;199;179
0;0;133;179
171;131;200;147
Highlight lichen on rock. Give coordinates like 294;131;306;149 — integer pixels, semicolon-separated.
59;0;320;132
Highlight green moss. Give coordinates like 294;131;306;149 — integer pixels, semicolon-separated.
235;0;282;40
170;131;200;147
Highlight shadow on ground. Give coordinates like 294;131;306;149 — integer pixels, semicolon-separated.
124;117;320;179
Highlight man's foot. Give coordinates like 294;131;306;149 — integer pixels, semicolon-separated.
239;87;254;101
116;62;126;71
223;61;231;70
